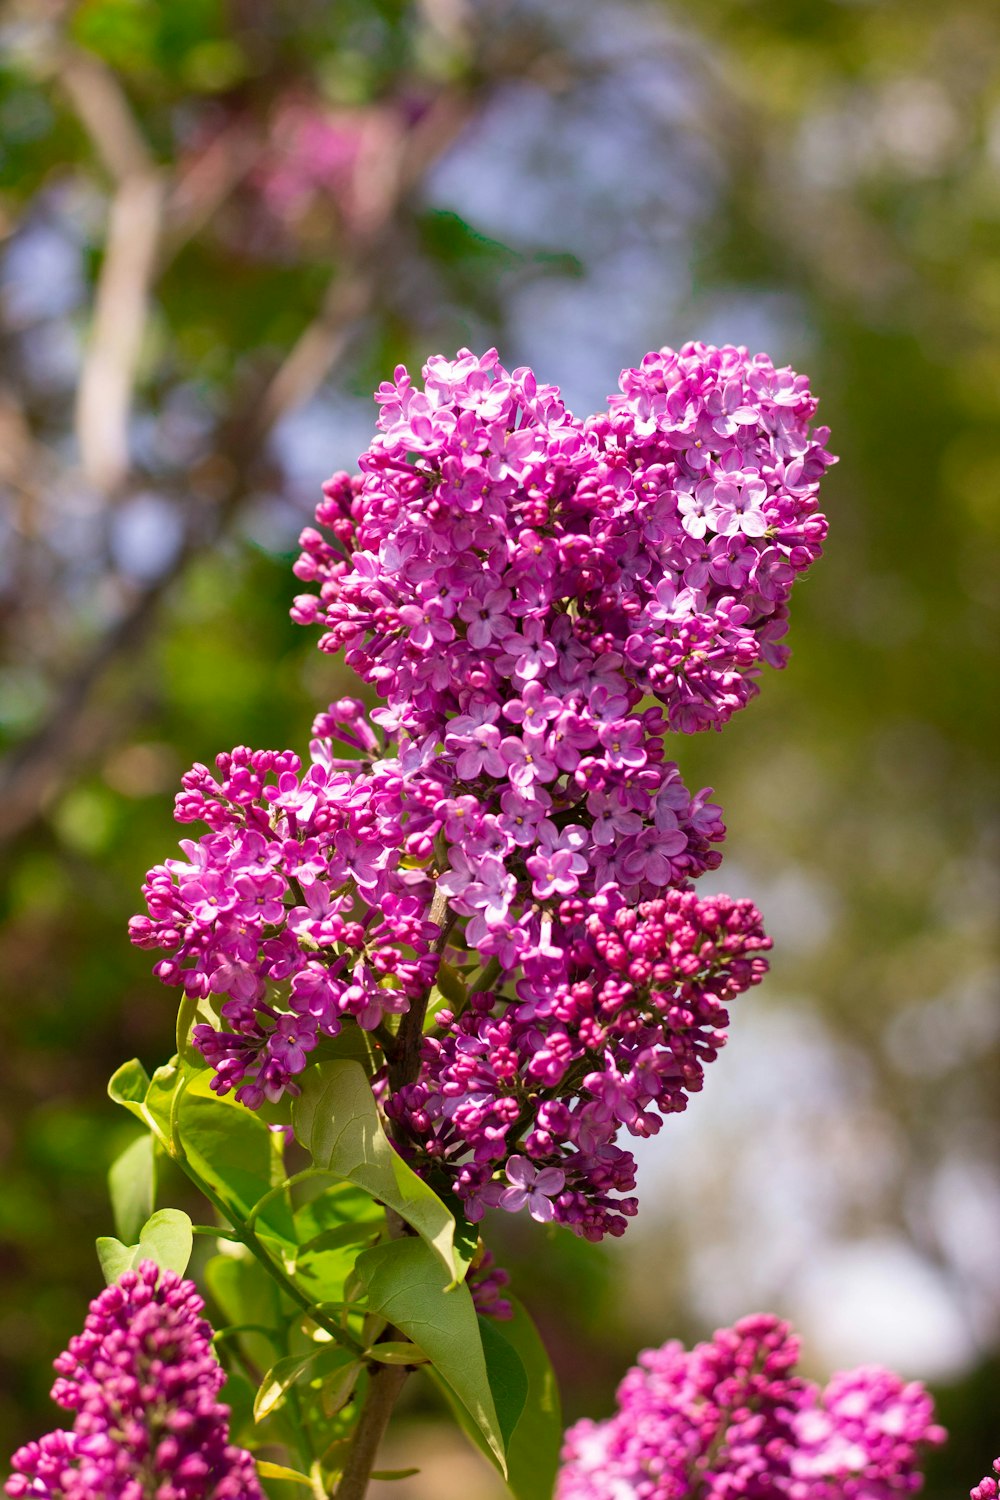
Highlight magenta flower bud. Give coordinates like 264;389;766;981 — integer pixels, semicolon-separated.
6;1263;263;1499
971;1459;1000;1499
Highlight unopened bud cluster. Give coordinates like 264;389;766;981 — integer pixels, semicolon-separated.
5;1264;261;1499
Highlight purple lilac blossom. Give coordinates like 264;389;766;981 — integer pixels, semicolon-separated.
291;343;832;737
130;713;741;1237
466;1248;513;1322
386;888;770;1240
971;1460;1000;1499
133;345;832;1238
5;1263;262;1500
557;1315;945;1500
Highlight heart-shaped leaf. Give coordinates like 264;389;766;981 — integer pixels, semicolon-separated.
107;1056;186;1149
205;1252;283;1379
96;1208;193;1285
176;1070;295;1243
108;1057;152;1118
477;1317;528;1449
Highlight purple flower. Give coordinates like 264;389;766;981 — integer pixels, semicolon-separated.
596;719;648;770
505;623;559;683
180;870;236;925
452;723;506;781
503;681;562;730
397;602;456;651
497;788;549;846
296;342;832;740
467;1249;513;1321
557;1316;945;1500
5;1263;263;1500
136;343;833;1255
500;733;557;788
706;472;770;537
526;847;582;899
497;1156;566;1222
459;587;516;649
616;823;688;886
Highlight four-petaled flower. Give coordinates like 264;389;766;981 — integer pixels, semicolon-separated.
498;1156;566;1221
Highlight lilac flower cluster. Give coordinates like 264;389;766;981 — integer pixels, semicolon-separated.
133;344;831;1236
971;1460;1000;1499
129;718;444;1109
5;1263;262;1500
387;888;770;1239
557;1315;945;1500
291;343;832;736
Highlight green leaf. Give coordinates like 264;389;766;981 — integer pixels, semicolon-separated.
108;1133;156;1245
355;1236;507;1476
292;1061;472;1283
108;1058;152;1119
487;1299;563;1499
321;1357;363;1417
290;1184;384;1306
364;1340;429;1365
96;1235;139;1284
176;1072;295;1242
205;1252;282;1377
310;1025;382;1074
255;1460;314;1488
254;1345;358;1422
298;1218;380;1256
436;960;468;1006
107;1056;185;1150
478;1317;528;1449
423;960;471;1032
206;1249;282;1327
145;1059;185;1138
294;1182;383;1242
371;1470;420;1481
136;1207;193;1275
435;1298;561;1500
176;990;204;1064
254;1352;315;1423
96;1207;193;1284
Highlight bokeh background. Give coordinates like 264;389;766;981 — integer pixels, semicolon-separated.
0;0;997;1492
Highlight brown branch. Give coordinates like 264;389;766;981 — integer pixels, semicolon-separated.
59;50;154;183
60;48;165;497
333;1362;409;1500
75;170;165;495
